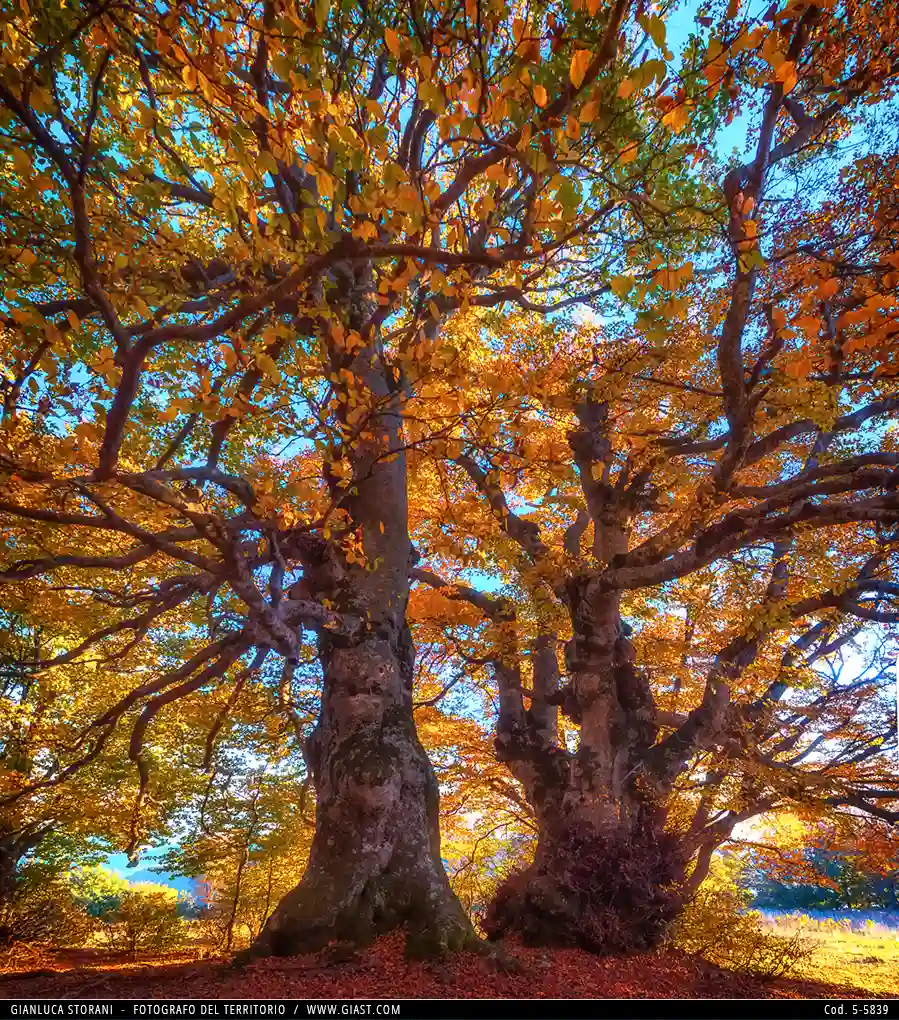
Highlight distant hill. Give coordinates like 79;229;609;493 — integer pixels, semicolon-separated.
103;852;195;895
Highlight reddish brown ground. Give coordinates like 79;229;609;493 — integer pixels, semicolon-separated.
0;936;886;1000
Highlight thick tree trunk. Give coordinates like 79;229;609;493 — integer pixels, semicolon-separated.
242;270;475;961
485;594;688;952
244;624;475;959
485;810;687;953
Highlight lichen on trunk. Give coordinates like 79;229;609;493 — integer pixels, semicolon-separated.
244;625;475;960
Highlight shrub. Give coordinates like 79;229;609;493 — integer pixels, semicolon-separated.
670;859;816;980
68;864;131;919
484;823;687;953
0;873;95;950
102;886;187;955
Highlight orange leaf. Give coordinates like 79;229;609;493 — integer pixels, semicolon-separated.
384;28;401;58
570;50;592;89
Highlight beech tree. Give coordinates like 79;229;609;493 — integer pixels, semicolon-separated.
0;0;721;957
407;0;899;948
2;0;896;961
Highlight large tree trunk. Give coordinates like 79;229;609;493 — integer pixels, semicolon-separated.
242;269;475;961
485;594;689;952
245;623;475;959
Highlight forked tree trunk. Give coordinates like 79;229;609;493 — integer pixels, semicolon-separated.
485;594;689;952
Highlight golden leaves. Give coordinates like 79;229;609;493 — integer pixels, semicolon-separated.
533;85;548;107
652;262;694;291
384;28;401;58
12;147;32;177
784;353;814;379
639;13;667;53
610;274;634;297
255;352;281;384
219;343;238;372
569;50;592;89
579;99;599;123
662;103;690;133
793;315;822;340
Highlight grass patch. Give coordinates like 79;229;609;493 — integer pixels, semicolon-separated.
763;918;899;996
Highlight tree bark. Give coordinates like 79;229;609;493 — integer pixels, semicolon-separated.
485;594;688;952
241;267;475;961
246;624;474;959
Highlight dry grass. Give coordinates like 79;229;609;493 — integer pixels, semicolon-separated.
762;916;899;997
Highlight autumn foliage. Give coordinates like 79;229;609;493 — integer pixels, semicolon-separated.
0;0;898;977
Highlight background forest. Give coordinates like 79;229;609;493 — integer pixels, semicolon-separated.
0;0;898;998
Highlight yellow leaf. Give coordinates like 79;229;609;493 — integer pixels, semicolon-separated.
579;100;599;123
587;0;602;13
610;274;634;297
619;143;639;164
816;278;840;300
19;249;37;267
256;352;281;384
533;85;548;107
12;148;32;177
785;354;813;379
565;115;581;140
570;49;592;89
74;422;100;442
793;314;821;339
219;343;237;371
384;28;401;58
662;103;689;133
181;64;197;90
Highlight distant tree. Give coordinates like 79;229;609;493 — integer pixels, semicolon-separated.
750;849;899;912
69;864;132;918
105;885;187;956
159;767;313;951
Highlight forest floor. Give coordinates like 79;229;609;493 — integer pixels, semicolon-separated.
1;933;896;1000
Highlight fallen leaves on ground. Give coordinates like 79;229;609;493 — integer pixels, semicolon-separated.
0;936;888;1000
